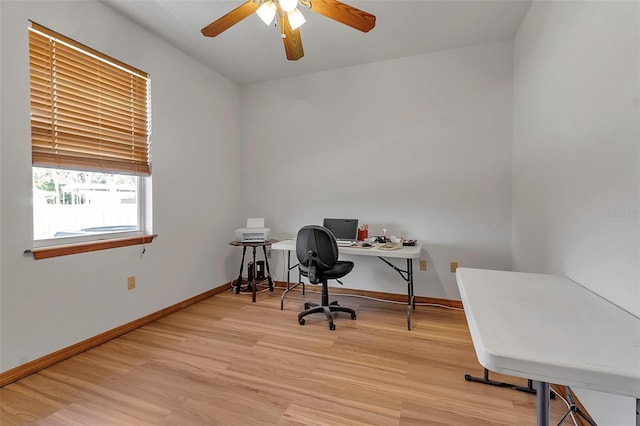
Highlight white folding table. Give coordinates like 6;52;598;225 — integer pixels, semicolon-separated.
455;267;640;426
272;239;421;330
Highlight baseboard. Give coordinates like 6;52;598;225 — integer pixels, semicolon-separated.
273;281;463;309
0;282;232;387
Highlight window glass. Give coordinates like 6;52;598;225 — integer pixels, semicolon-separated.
33;167;141;241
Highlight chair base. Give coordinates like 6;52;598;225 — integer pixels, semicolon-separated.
298;301;356;330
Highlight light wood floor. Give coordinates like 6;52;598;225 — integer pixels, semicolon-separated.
1;287;573;425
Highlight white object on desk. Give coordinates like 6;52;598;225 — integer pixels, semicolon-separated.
272;239;422;329
234;217;270;242
246;218;265;228
455;267;640;426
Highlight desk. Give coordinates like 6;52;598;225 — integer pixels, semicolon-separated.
229;239;277;302
455;268;640;426
271;239;422;330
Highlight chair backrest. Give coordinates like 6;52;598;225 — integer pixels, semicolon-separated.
296;225;339;271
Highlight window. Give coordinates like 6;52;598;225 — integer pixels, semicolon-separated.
28;22;152;254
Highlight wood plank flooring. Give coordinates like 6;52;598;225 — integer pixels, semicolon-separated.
1;287;572;425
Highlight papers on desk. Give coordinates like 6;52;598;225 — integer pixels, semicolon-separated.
350;243;373;249
376;242;402;251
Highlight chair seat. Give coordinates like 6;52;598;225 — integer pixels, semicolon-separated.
300;260;354;281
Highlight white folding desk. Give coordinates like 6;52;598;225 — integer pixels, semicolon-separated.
455;267;640;426
271;239;422;330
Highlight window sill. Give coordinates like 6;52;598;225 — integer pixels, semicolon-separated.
27;235;155;259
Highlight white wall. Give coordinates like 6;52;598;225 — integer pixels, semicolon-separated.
0;0;243;372
240;41;514;300
513;1;639;424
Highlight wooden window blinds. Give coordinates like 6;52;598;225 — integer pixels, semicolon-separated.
28;23;151;176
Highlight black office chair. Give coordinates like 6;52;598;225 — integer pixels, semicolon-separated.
296;225;356;330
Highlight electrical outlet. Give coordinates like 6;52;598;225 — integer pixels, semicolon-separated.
419;260;427;271
127;276;136;290
450;262;458;273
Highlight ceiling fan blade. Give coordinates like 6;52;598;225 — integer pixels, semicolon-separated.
201;1;260;37
309;0;376;33
278;12;304;60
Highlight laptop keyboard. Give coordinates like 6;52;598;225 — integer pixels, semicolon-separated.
337;240;356;247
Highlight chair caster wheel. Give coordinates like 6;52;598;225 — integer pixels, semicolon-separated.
329;323;336;331
350;313;357;320
298;318;305;325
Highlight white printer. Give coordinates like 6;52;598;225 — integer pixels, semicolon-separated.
234;218;271;243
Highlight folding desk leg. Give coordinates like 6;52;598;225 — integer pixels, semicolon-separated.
407;276;412;330
250;246;257;303
408;259;415;309
280;250;305;310
376;256;413;330
537;381;550;426
286;250;291;288
557;386;597;426
405;259;416;330
281;250;291;310
261;245;274;291
464;368;555;398
235;246;247;294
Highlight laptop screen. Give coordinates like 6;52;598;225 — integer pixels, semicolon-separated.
322;218;359;241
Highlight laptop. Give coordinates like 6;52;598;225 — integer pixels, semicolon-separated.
322;218;359;247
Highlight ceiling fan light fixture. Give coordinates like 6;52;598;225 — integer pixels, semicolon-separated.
287;8;306;30
278;0;298;13
256;0;277;25
201;0;376;61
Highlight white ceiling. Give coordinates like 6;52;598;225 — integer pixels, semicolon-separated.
99;0;532;85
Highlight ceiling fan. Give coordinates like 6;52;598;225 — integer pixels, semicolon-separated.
201;0;376;61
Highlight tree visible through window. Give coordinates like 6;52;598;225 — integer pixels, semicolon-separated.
28;22;151;244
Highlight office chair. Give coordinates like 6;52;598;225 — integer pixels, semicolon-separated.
296;225;357;330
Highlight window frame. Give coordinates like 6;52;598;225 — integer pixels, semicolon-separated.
27;22;153;256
